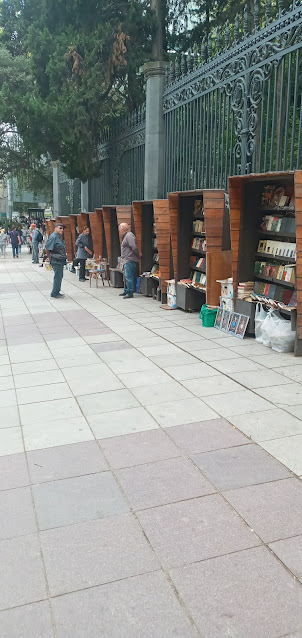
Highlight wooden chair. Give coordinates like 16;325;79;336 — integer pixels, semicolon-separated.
89;258;110;287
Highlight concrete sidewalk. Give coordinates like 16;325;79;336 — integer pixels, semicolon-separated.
1;252;302;637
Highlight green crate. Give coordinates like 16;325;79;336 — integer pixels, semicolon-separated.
200;304;218;328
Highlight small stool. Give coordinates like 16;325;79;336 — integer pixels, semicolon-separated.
89;268;105;287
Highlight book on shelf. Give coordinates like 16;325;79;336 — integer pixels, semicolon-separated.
192;271;206;286
257;239;296;259
190;256;206;270
255;261;295;284
259;185;294;209
254;281;292;305
192;237;207;251
151;265;160;278
179;278;193;287
192;219;205;233
237;281;254;299
193;199;203;215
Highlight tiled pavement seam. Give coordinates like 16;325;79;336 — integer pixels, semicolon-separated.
1;257;302;637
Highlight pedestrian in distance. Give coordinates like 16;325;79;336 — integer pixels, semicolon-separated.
45;223;67;298
32;225;43;264
118;222;139;299
75;226;93;281
0;229;8;258
8;227;21;258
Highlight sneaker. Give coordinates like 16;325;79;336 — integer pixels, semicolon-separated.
79;278;86;282
119;292;127;296
123;294;133;299
51;293;65;298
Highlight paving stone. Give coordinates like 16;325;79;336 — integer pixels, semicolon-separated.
261;435;302;475
88;406;159;439
0;601;54;638
106;357;157;375
0;427;23;456
8;343;52;363
192;443;291;490
0;390;16;408
20;398;82;426
203;389;273;417
14;369;65;389
164;362;218;381
52;571;197;638
61;362;123;395
33;471;129;530
181;374;242;397
99;428;181;470
41;514;159;596
170;546;302;638
27;441;108;483
117;456;215;510
147;397;218;428
0;535;47;611
230;369;291;390
78;388;139;416
23;416;93;451
269;535;302;583
137;495;259;569
91;341;133;352
117;368;171;388
224;478;302;542
166;418;249;454
228;408;302;442
256;383;302;408
0;453;29;490
17;382;72;404
150;353;198;369
0;364;11;378
131;380;192;406
0;486;36;539
11;359;59;375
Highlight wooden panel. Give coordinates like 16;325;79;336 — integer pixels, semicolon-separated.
116;206;132;245
168;192;179;279
295;170;302;342
89;209;103;261
153;199;171;295
206;251;232;306
102;206;112;265
78;213;88;234
132;202;143;270
228;176;244;297
46;220;55;236
203;190;225;253
69;215;77;256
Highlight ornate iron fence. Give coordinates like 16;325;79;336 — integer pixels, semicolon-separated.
58;170;81;214
59;1;302;208
164;0;302;193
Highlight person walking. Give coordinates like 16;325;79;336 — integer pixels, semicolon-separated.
118;223;139;299
45;223;67;298
32;225;43;264
75;226;93;282
8;227;20;258
0;229;8;258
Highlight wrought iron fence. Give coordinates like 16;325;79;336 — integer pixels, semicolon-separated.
59;0;302;208
164;0;302;193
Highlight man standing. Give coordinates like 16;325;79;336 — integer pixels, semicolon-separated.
118;223;139;299
75;226;93;281
32;225;43;264
45;223;67;298
8;227;20;258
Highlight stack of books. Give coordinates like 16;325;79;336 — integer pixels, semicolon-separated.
254;281;292;304
257;239;296;259
192;238;207;251
237;282;254;299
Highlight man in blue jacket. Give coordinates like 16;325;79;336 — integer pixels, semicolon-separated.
75;226;93;281
45;223;67;298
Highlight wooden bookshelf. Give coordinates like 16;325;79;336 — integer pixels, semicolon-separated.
132;200;160;297
55;217;73;261
68;215;78;258
102;205;123;287
229;171;301;353
168;189;232;310
89;208;107;262
153;199;172;301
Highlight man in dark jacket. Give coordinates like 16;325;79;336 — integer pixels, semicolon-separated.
119;223;139;299
45;223;67;298
75;226;93;281
8;228;20;258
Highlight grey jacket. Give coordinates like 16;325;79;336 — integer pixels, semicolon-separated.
76;233;90;259
121;231;139;264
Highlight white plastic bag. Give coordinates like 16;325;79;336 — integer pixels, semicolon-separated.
260;309;278;349
255;303;267;344
269;313;295;353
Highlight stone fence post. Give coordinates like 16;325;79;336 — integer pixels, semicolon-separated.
142;61;168;200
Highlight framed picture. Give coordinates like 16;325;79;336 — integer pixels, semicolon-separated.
235;315;249;339
228;312;240;336
214;308;224;330
221;310;231;332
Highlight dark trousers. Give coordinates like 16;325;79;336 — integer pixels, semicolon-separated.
12;245;18;258
51;262;64;297
124;261;137;296
72;258;86;279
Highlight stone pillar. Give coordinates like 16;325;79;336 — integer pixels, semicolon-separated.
51;160;61;215
142;61;167;201
81;181;89;212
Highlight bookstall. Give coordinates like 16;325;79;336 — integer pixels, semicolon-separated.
229;171;301;354
132;200;160;298
102;206;123;287
77;212;89;235
88;209;107;262
168;189;232;311
68;215;78;259
152;200;172;303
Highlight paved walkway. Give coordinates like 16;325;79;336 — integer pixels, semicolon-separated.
1;253;302;637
